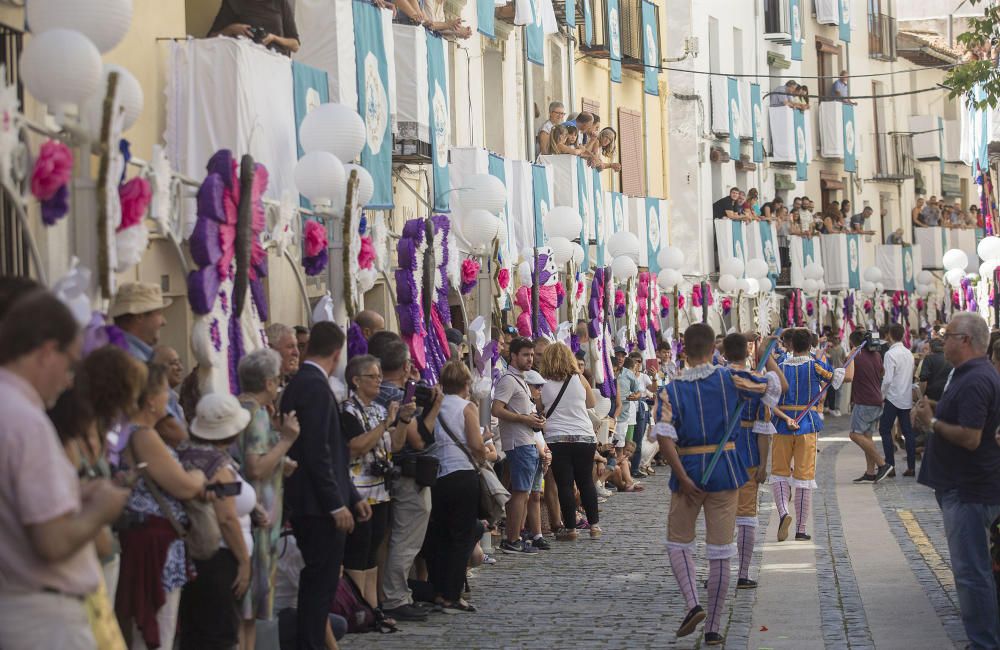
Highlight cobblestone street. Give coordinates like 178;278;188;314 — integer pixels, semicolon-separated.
349;420;966;649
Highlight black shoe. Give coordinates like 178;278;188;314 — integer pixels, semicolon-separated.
736;578;758;589
528;536;551;550
874;464;893;483
382;604;428;621
676;605;706;637
795;532;812;541
704;632;725;646
888;468;897;478
777;514;792;542
853;473;877;483
499;539;538;555
903;468;915;477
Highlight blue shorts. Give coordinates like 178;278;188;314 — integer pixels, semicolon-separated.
507;444;543;493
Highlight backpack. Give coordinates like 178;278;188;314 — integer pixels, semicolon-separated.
330;574;376;633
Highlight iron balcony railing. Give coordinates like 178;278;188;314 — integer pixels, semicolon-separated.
873;132;914;180
868;13;897;61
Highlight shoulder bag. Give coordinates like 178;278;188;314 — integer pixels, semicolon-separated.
545;376;573;419
438;416;510;526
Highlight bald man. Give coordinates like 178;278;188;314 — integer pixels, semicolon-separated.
355;310;386;341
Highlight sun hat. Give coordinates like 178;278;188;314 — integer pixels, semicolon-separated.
190;393;250;441
110;282;173;318
523;370;546;386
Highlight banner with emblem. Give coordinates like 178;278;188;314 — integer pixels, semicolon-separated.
478;0;495;37
531;163;549;246
577;157;591;269
790;0;803;60
838;0;851;42
426;33;451;212
846;233;861;289
292;62;329;160
794;107;808;181
352;1;393;208
645;197;662;273
902;245;915;292
609;191;627;235
488;153;513;263
730;220;746;267
750;83;764;163
593;168;605;265
582;0;593;47
758;220;778;276
527;0;545;66
842;102;856;173
727;76;740;159
641;0;658;96
789;235;824;287
607;0;622;83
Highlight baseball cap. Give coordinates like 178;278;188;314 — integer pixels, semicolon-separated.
523;370;546;385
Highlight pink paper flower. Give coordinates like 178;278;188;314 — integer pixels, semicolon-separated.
497;268;510;290
117;177;152;232
358;235;375;270
461;258;480;283
304;220;327;257
31;140;73;201
575;281;584;299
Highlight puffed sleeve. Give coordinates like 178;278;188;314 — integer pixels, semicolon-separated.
761;371;783;408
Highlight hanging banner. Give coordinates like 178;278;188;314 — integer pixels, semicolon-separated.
843;102;856;173
478;0;496;37
531;163;549;246
565;0;575;28
353;1;393;209
730;220;746;267
488;153;511;261
641;0;658;96
527;0;545;66
751;83;764;163
759;220;778;276
903;246;916;293
847;233;861;289
427;33;451;212
794;107;808;181
608;0;622;83
609;192;626;233
582;0;593;47
801;236;816;266
789;0;803;61
838;0;851;42
593;168;605;265
645;198;661;274
292;62;329;160
727;76;740;159
577;157;591;269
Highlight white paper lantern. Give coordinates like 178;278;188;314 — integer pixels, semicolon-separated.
678;279;693;294
916;270;934;285
657;245;685;270
720;256;744;278
943;248;969;272
802;278;819;293
734;278;751;293
978;236;1000;262
517;260;533;286
657;268;682;290
745;258;769;280
875;282;885;293
81;63;144;140
611;255;638;280
718;274;737;293
607;231;640;261
915;283;930;297
294;151;345;206
745;278;760;295
861;280;876;294
27;0;133;53
863;267;883;284
343;164;375;207
458;209;501;252
758;276;773;292
980;260;999;280
543;206;583;240
457;174;506;215
571;243;585;266
300;103;366;163
21;29;102;112
804;263;824;281
945;268;966;286
548;236;574;265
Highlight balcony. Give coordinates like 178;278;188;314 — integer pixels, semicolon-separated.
868;13;897;61
818;101;844;159
764;0;791;44
578;0;610;57
768;105;812;164
872;132;914;181
620;0;658;71
909;115;940;161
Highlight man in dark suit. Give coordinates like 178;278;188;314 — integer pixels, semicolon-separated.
280;321;371;649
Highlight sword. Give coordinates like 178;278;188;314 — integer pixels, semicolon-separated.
791;344;863;425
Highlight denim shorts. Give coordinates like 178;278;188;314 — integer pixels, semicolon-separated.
850;404;883;435
506;444;543;493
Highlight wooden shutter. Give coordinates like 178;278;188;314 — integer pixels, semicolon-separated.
618;107;644;196
581;96;601;116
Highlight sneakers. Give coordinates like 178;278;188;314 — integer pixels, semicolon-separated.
382;604;428;621
595;483;612;498
853;473;877;483
499;539;538;555
736;578;758;589
481;553;497;565
795;532;812;541
777;514;793;542
527;535;551;551
829;409;842;417
874;464;893;483
555;527;579;541
704;632;725;646
676;605;706;637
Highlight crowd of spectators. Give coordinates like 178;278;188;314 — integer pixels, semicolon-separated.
911;195;980;230
536;101;621;171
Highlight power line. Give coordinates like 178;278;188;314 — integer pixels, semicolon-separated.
648;60;960;79
763;85;951;101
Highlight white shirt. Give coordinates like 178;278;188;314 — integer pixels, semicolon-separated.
540;375;596;443
881;342;915;409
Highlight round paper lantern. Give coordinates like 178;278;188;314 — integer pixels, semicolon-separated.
718;274;737;293
607;231;640;261
978;236;1000;262
548;236;574;265
915;283;931;297
543;206;583;240
802;278;819;293
611;255;638;280
294;151;345;206
745;258;769;280
720;256;744;278
916;270;934;285
571;243;585;266
861;280;876;294
496;217;508;247
458;209;501;253
458;174;506;215
943;248;969;272
80;63;144;140
657;268;682;290
21;29;102;111
518;260;533;286
945;268;966;286
758;276;773;292
27;0;133;53
804;263;824;281
734;278;751;293
300;103;366;163
657;245;685;270
745;278;760;295
980;260;999;280
863;267;883;284
875;282;885;293
343;163;375;208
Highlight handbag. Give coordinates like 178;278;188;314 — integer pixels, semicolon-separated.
438;417;510;526
140;464;222;561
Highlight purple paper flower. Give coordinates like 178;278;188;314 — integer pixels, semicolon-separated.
303;248;328;276
347;322;368;359
40;185;69;225
210;319;222;352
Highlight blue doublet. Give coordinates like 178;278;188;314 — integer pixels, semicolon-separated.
729;368;778;469
776;356;835;435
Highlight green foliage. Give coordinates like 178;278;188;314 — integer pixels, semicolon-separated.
944;1;1000;110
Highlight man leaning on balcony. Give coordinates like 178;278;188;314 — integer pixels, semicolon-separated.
770;80;801;109
831;70;858;106
209;0;300;55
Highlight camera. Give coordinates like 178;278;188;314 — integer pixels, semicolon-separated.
413;380;434;409
863;331;883;351
248;25;268;43
371;456;401;481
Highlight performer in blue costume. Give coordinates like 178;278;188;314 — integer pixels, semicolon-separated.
650;324;770;647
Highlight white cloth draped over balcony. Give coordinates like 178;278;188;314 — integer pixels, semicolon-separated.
542;154;594;251
814;0;839;24
915;227;948;270
393;25;432;142
820;233;848;290
769;105;811;163
876;245;922;292
788;235;824;288
818;101;843;159
510;160;540;254
711;76;729;134
910;115;940;159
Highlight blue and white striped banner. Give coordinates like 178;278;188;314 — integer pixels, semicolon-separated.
427;33;451;212
353;1;393;208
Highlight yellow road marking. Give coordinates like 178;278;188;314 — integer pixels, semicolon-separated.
898;509;956;595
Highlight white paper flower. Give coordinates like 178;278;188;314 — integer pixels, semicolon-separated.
115;223;148;272
270;189;297;256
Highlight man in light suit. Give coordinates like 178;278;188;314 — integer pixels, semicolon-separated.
280;321;371;649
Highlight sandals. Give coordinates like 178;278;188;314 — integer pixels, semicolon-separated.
374;608;399;633
589;525;603;539
439;599;477;613
623;484;645;492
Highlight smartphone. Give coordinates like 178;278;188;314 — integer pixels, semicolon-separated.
206;482;243;497
402;379;417;405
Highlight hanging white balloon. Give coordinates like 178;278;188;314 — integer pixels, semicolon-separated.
944;268;966;286
804;263;825;281
916;270;934;285
863;267;883;284
657;268;682;290
942;248;969;272
548;236;574;265
294;151;345;206
27;0;134;54
861;280;876;294
875;281;885;293
543;206;583;240
458;209;501;253
734;278;751;293
758;276;773;293
657;245;685;270
978;236;1000;263
299;103;366;163
718;274;737;293
802;278;819;293
720;257;744;278
915;283;930;297
456;174;507;215
611;255;638;280
343;163;375;208
571;243;585;266
980;260;999;281
745;278;760;295
607;231;640;261
745;258;769;280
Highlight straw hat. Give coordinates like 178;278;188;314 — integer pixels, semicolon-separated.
110;282;172;318
190;393;250;441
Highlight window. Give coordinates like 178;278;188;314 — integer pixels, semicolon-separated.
764;0;791;40
618;107;644;196
483;46;505;154
582;96;601;117
815;37;841;99
868;0;896;61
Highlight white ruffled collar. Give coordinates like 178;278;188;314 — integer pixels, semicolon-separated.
677;362;718;382
782;355;814;366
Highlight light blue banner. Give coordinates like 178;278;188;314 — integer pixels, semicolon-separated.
577;157;590;270
976;83;989;169
352;1;393;209
531;163;549;246
751;83;763;163
903;247;915;292
583;0;592;46
759;221;778;277
565;0;575;28
938;116;945;176
593;168;604;266
789;0;803;61
641;0;658;96
801;236;815;266
610;192;625;232
838;0;851;42
846;233;861;289
730;220;745;262
843;102;856;172
727;76;740;159
645;198;661;274
427;33;451;212
527;0;544;66
477;0;495;37
292;61;329;210
608;0;622;83
488;153;509;263
794;107;807;181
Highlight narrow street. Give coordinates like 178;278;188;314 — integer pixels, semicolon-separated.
351;419;966;649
